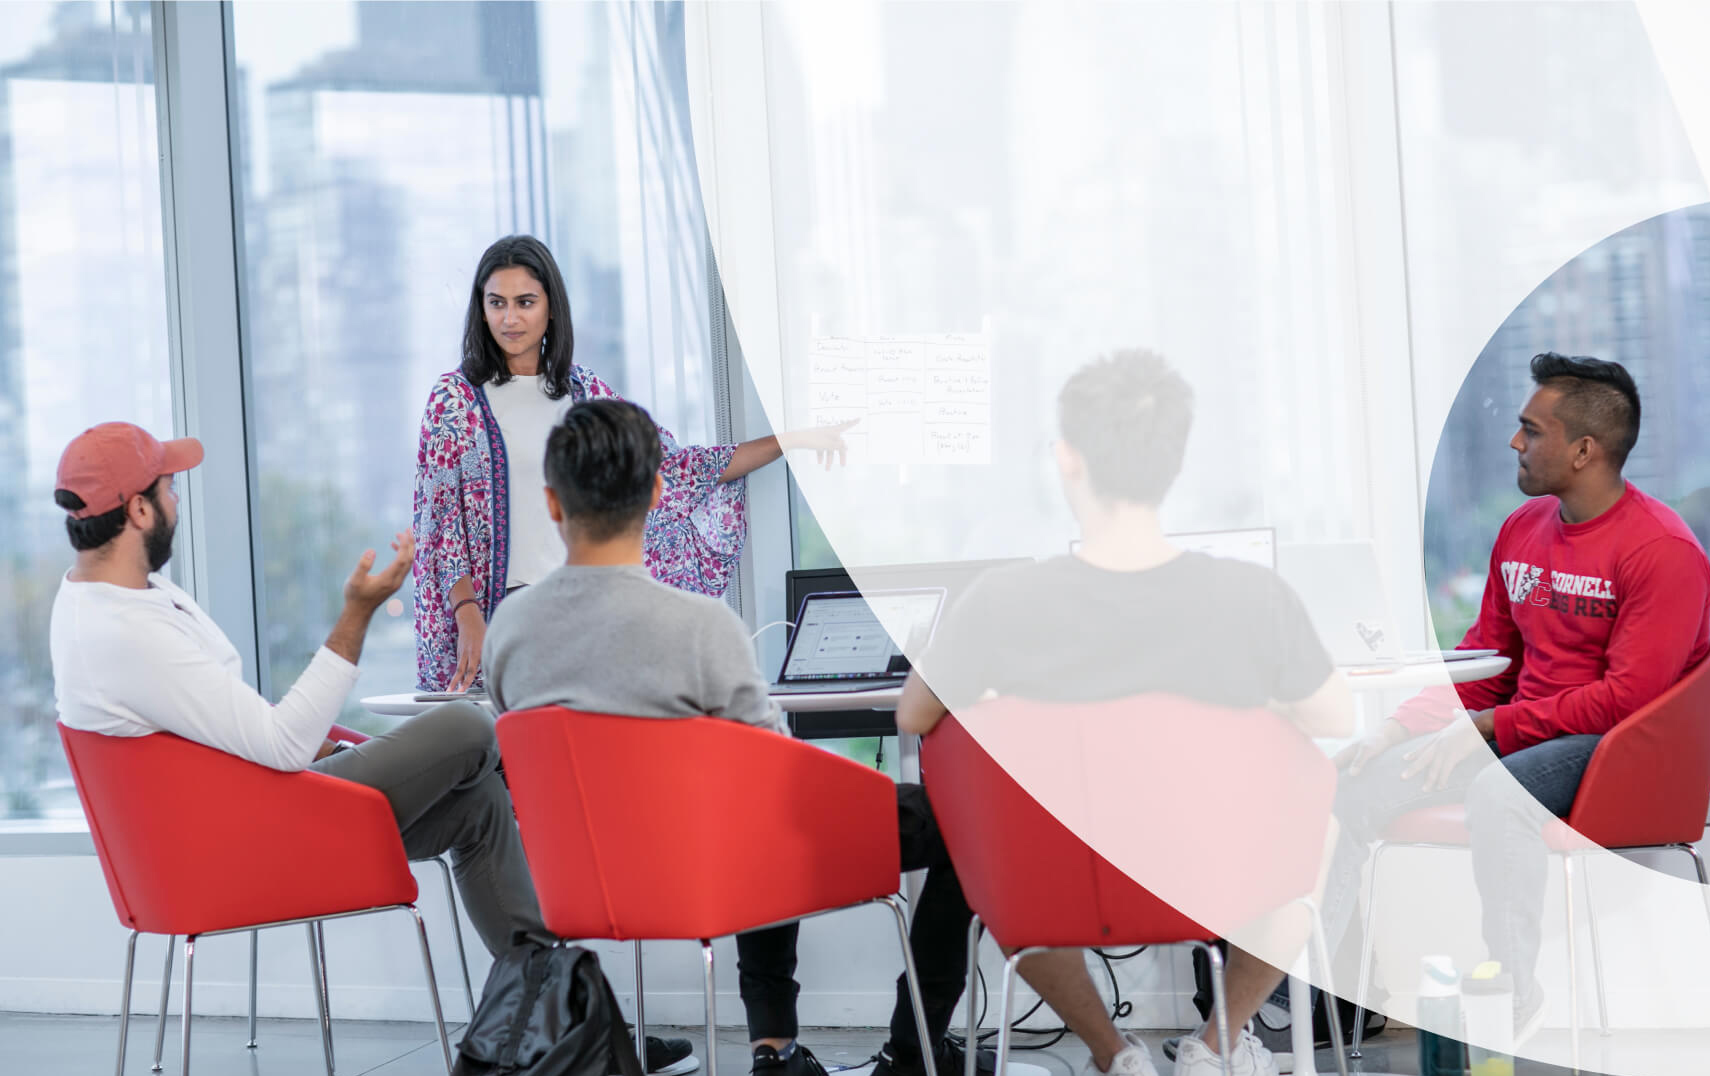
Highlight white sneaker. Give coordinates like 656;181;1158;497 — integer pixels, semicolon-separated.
1172;1029;1279;1076
1082;1032;1160;1076
1514;983;1546;1048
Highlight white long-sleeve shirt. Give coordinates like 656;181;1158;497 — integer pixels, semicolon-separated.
51;572;359;771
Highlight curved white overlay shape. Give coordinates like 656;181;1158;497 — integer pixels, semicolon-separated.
686;4;1710;1071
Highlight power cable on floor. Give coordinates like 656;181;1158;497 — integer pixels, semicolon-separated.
943;944;1147;1053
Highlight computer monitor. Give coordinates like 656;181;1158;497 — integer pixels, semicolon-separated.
1167;527;1277;570
1067;526;1276;570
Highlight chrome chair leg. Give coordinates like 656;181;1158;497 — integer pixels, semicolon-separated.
881;895;939;1076
700;940;719;1076
1190;942;1234;1076
1348;840;1388;1059
116;930;139;1076
306;923;335;1076
430;855;477;1021
152;933;175;1071
962;914;984;1076
1682;842;1710;932
991;946;1051;1076
247;929;260;1048
316;923;333;1018
1578;856;1610;1035
178;937;196;1076
634;940;647;1073
992;951;1022;1076
406;905;454;1073
318;922;336;1072
1302;899;1352;1076
1564;856;1581;1075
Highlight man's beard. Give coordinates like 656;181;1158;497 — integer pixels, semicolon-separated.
144;508;175;572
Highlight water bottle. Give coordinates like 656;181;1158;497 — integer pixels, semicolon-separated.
1417;955;1468;1076
1461;961;1516;1076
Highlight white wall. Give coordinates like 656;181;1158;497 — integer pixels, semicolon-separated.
0;853;1199;1029
9;840;1710;1033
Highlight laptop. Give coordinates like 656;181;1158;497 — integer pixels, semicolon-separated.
770;587;947;695
1277;541;1498;668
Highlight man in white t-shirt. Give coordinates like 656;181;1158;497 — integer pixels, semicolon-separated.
48;422;548;958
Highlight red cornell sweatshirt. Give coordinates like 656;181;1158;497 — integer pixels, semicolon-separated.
1396;482;1710;755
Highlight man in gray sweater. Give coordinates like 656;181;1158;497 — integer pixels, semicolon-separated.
483;399;1017;1076
482;446;782;732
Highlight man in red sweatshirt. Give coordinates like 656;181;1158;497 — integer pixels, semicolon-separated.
1330;352;1710;1034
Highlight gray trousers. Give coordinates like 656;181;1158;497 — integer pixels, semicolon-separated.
1320;732;1600;1001
312;701;547;955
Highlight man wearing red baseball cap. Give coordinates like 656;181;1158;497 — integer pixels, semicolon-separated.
49;422;548;958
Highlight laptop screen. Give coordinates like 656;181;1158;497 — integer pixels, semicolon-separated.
778;588;946;683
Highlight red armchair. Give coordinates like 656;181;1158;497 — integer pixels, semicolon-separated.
1348;658;1710;1060
921;698;1347;1076
495;706;938;1076
59;725;453;1076
140;722;477;1071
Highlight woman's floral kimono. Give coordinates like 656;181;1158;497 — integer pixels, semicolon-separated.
412;364;744;689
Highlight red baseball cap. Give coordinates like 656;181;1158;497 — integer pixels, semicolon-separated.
55;422;204;519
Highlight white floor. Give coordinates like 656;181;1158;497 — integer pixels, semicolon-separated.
0;1015;1439;1076
52;1011;1710;1075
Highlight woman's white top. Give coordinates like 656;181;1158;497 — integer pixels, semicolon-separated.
484;374;570;587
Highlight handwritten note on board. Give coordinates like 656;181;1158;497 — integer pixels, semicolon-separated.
808;332;991;465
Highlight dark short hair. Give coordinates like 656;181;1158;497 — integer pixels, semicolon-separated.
1529;352;1641;470
1057;349;1194;506
461;235;577;399
54;478;162;552
544;399;663;541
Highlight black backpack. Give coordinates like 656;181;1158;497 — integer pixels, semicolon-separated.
453;937;645;1076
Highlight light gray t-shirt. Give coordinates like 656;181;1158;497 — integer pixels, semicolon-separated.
482;563;784;733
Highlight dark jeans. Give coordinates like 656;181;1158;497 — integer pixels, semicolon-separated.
735;783;970;1063
1322;732;1601;1000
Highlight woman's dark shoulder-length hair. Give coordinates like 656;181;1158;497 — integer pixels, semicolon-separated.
460;234;578;399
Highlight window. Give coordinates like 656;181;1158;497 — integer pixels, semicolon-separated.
752;4;1376;576
229;1;720;717
1392;3;1709;643
0;1;170;823
1423;204;1710;644
790;478;839;570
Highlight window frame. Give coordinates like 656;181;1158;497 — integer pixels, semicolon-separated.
1;0;747;850
0;1;256;852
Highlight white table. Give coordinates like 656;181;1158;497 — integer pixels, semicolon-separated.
1338;654;1509;692
362;686;903;717
361;692;471;717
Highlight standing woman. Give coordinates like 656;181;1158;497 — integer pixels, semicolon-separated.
413;235;846;692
